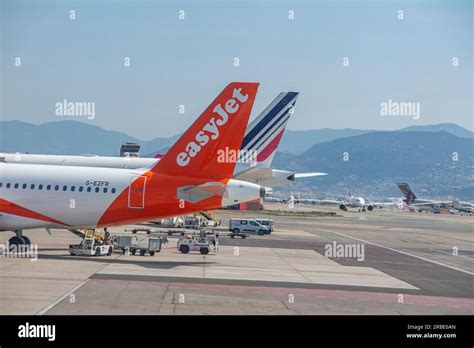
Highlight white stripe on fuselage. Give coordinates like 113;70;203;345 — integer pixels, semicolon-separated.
0;153;262;175
1;153;157;169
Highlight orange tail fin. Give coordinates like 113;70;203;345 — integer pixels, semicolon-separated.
152;82;259;179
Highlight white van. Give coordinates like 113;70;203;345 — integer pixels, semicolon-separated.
254;218;274;232
229;219;270;235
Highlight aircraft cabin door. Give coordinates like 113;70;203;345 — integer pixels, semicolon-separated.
128;175;146;209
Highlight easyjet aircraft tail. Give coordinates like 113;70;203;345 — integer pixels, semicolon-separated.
97;82;262;226
152;82;259;179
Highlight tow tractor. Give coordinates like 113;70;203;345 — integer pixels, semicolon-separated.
198;211;221;227
69;237;113;256
177;230;218;255
184;212;221;229
69;228;114;256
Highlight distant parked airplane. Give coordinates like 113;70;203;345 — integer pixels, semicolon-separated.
287;186;376;212
397;183;452;213
452;199;474;214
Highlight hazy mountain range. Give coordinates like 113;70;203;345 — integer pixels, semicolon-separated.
279;123;473;155
1;120;472;156
1;120;473;199
0;120;179;156
273;130;474;200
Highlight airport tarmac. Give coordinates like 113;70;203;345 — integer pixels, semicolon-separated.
0;205;472;315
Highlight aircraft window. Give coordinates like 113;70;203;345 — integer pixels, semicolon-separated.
103;188;108;193
38;184;43;190
95;187;100;193
87;187;92;192
79;186;83;192
6;183;11;188
241;220;247;225
30;184;35;190
14;183;19;189
71;186;75;192
54;185;59;191
111;188;116;193
22;184;27;189
62;185;67;191
47;185;51;190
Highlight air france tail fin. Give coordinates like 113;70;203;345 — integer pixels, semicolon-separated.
152;82;259;179
239;92;298;168
397;183;417;204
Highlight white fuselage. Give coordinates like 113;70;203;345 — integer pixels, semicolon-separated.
0;163;137;230
454;203;474;213
345;196;366;207
408;199;449;212
0;153;157;169
0;162;263;231
0;152;304;188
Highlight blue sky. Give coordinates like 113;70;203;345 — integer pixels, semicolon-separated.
1;0;472;139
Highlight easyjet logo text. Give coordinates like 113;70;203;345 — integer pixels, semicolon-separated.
176;88;249;167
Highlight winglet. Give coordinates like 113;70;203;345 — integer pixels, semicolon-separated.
151;82;259;179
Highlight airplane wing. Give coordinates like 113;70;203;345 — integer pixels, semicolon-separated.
233;167;275;186
177;182;226;203
234;167;328;188
321;199;343;205
410;201;452;207
293;172;328;178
